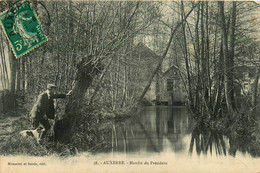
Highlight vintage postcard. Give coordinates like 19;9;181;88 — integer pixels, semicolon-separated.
0;0;260;173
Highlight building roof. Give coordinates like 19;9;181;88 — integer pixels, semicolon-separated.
131;42;160;60
163;64;185;76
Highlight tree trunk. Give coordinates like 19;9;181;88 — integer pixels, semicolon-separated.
138;3;198;103
194;4;200;111
181;2;193;108
89;56;114;105
8;48;17;109
21;58;25;92
252;67;259;113
0;32;9;89
16;59;21;92
205;2;211;105
155;66;160;103
54;57;101;142
229;1;237;110
213;41;225;117
218;1;234;114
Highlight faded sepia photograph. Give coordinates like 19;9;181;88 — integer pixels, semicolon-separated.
0;1;260;173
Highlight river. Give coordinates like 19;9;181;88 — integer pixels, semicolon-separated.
95;106;260;172
111;106;260;157
1;106;259;173
111;106;195;154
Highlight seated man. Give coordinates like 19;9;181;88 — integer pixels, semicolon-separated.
29;84;72;142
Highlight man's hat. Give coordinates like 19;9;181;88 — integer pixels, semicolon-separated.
47;84;57;90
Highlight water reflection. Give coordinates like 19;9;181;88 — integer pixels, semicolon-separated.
189;122;260;157
112;106;194;154
111;106;259;158
189;124;227;156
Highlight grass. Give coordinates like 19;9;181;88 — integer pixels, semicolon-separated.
0;106;113;157
0;115;51;156
1;100;260;158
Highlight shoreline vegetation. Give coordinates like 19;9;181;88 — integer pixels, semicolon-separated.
0;0;259;161
0;97;260;158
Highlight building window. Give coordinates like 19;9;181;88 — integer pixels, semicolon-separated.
167;79;173;92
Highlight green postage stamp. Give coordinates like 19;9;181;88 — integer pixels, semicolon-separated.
0;1;47;58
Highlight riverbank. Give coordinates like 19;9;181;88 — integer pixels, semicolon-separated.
189;109;260;157
1;107;260;173
0;104;135;157
1;105;260;158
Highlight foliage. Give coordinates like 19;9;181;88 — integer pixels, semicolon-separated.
189;112;260;157
0;105;114;156
227;112;260;157
0;1;260;157
70;105;113;153
160;1;260;119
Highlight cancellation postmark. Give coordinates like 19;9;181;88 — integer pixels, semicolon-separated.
0;1;47;58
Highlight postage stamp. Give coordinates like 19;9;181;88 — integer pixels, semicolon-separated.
0;1;47;58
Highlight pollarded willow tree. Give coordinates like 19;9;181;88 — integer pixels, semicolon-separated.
46;1;162;142
0;0;161;140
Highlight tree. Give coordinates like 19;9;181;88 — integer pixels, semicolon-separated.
51;1;161;142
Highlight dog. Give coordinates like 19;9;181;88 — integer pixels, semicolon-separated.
19;127;43;143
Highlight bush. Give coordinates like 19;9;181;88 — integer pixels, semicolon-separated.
70;106;112;153
227;112;260;157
